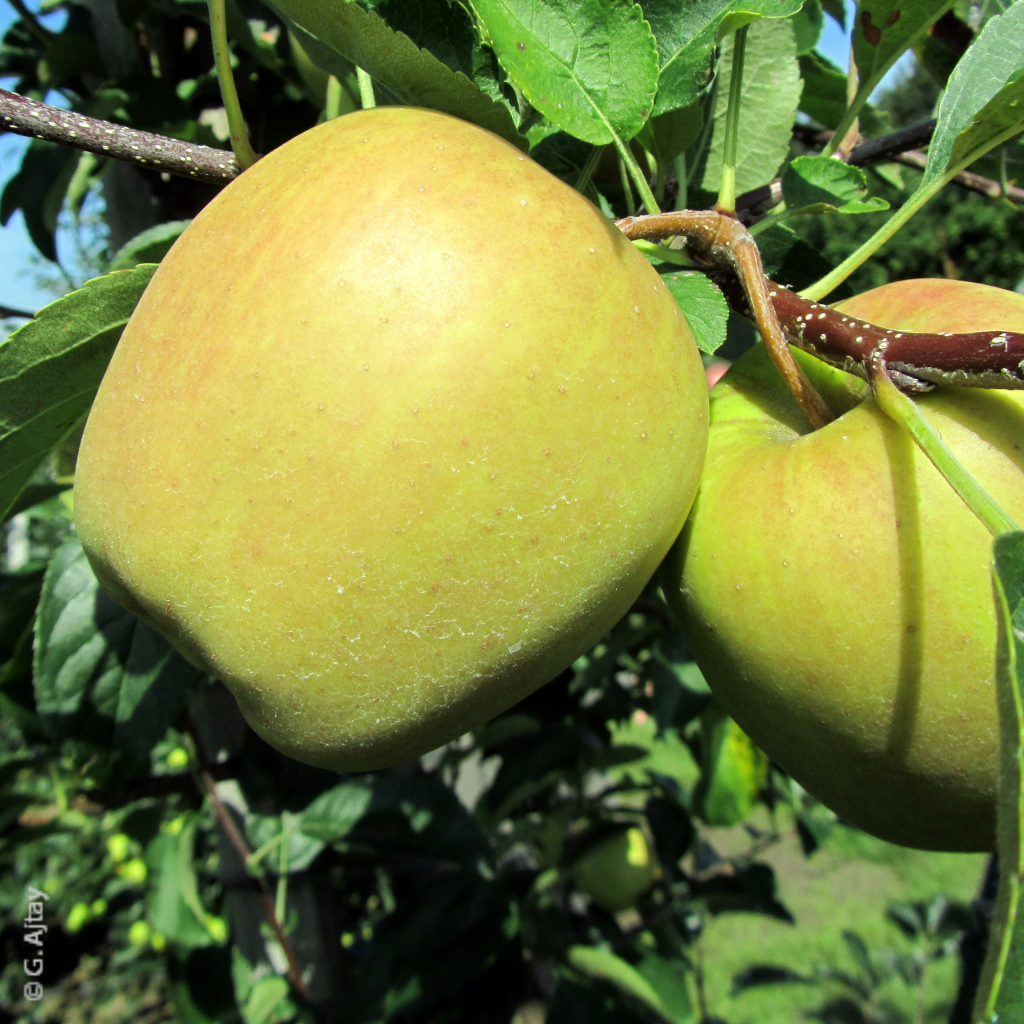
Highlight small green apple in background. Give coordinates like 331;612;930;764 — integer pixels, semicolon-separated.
73;107;708;772
572;827;662;913
662;278;1024;852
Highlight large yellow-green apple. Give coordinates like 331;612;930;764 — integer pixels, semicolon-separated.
661;278;1024;851
73;107;708;772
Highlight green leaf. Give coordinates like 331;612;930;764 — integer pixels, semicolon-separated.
0;139;78;262
470;0;658;144
693;703;767;827
636;952;696;1023
792;0;823;55
658;271;728;355
782;155;870;205
364;0;490;82
34;534;198;757
246;810;325;873
147;817;221;949
299;781;373;842
241;975;292;1024
0;264;155;522
108;221;190;271
266;0;526;150
924;0;1024;190
781;155;890;214
851;0;954;111
698;17;803;197
977;531;1024;1021
820;0;845;27
798;51;891;136
645;0;802;116
568;945;677;1021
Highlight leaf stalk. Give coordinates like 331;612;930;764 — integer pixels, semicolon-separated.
207;0;258;170
716;24;748;215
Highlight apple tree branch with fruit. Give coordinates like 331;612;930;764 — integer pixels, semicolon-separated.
2;0;1024;1021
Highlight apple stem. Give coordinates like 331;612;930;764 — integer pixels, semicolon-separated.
871;360;1020;538
617;210;833;429
207;0;259;171
715;24;748;217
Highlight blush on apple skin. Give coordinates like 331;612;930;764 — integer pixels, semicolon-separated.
664;279;1024;852
74;107;710;773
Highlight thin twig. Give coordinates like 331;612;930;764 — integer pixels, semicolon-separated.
0;304;34;319
889;149;1024;204
0;88;239;185
199;768;311;1000
842;120;937;168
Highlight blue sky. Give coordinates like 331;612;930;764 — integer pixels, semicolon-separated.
0;2;69;314
0;0;907;315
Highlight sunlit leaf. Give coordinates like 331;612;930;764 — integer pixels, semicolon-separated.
267;0;525;148
977;532;1024;1021
924;0;1024;189
0;265;155;522
471;0;658;144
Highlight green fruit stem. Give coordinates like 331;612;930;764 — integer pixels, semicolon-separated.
207;0;258;170
357;67;376;109
715;24;748;216
325;76;344;120
872;362;1019;538
618;149;637;216
614;135;659;215
575;144;602;195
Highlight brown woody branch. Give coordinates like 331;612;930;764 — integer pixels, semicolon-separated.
0;88;240;185
792;119;939;168
0;304;34;319
0;87;969;209
4;87;1014;215
199;767;311;1000
617;211;834;428
889;148;1024;204
769;285;1024;391
619;210;1024;394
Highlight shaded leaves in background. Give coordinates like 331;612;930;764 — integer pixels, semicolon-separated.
34;534;199;760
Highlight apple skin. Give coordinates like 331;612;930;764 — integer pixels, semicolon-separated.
73;107;708;772
572;827;662;913
661;278;1024;852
